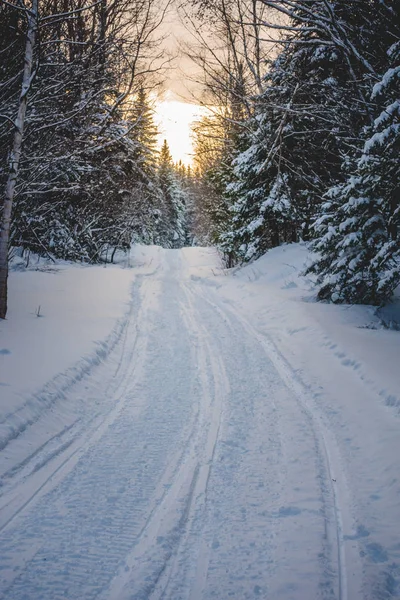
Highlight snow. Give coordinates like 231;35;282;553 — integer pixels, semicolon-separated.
1;243;400;599
0;247;160;449
1;264;131;415
224;243;400;401
372;65;400;98
364;119;400;152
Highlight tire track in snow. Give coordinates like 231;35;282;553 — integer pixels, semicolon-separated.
0;248;367;599
180;282;298;599
145;282;229;600
128;266;334;600
0;255;216;600
0;273;156;537
0;254;164;459
194;283;363;600
148;272;310;600
100;277;228;600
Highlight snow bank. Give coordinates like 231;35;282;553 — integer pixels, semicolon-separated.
0;247;162;432
219;243;400;411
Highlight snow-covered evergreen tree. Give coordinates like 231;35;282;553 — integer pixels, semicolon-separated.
220;0;386;264
1;0;180;273
157;140;188;248
307;40;400;305
129;87;159;172
219;103;296;263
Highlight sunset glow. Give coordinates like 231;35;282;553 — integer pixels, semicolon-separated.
155;98;209;165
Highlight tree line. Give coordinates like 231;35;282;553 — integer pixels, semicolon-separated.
187;0;400;305
0;0;192;318
1;0;399;318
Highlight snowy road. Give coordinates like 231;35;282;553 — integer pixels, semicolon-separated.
1;247;399;599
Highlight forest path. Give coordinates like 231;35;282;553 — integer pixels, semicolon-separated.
0;247;398;600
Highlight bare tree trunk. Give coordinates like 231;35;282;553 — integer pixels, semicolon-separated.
0;0;38;319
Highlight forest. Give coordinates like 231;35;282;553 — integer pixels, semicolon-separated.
1;0;399;318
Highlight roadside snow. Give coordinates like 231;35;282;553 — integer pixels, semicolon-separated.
219;243;400;410
0;247;162;443
0;265;131;411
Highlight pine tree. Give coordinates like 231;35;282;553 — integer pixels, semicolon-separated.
129;87;159;171
217;0;400;268
191;65;250;258
220;0;383;264
157;140;188;248
307;39;400;305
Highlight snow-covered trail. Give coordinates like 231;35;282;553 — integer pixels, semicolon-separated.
0;247;399;600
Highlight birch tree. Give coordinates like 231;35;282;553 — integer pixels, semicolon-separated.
0;0;38;318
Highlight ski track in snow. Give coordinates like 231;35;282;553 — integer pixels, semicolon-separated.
0;247;399;600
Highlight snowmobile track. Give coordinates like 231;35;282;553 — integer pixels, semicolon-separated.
1;248;377;600
192;283;362;600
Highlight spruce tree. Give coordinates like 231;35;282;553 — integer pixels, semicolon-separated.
129;87;159;171
307;39;400;305
157;140;187;248
221;0;382;264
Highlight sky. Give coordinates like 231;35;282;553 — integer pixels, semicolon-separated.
157;2;201;102
155;95;208;165
154;2;204;165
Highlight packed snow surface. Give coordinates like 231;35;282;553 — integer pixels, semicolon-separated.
1;244;400;599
